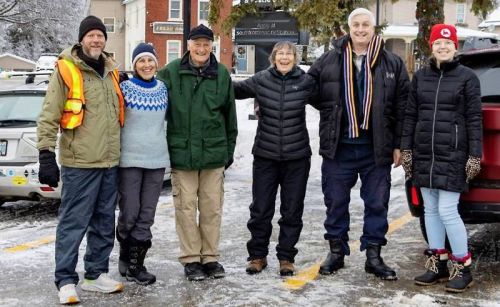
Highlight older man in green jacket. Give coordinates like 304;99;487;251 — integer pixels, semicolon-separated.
157;24;237;281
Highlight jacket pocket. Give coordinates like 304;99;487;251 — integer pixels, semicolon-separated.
450;124;458;150
202;136;227;165
168;136;188;167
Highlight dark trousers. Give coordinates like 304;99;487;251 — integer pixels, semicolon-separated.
247;156;310;262
55;166;118;289
117;167;165;242
321;143;391;255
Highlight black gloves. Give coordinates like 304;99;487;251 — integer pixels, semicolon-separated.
465;156;481;183
401;150;412;180
225;157;234;170
38;150;60;188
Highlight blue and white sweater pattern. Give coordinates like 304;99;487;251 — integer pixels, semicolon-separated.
119;77;169;169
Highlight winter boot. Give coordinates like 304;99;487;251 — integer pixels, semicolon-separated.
203;261;225;279
319;239;345;275
116;233;129;277
414;249;449;286
364;243;397;280
126;240;156;285
445;252;474;293
246;258;268;275
279;260;295;276
118;241;129;277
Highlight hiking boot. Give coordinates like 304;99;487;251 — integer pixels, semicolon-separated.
414;249;449;286
445;253;474;293
81;273;124;293
246;258;268;275
365;243;397;280
58;284;80;305
279;260;295;276
184;262;207;281
319;239;345;275
203;262;225;279
126;242;156;285
118;242;129;277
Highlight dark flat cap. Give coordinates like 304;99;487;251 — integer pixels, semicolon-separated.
188;24;214;41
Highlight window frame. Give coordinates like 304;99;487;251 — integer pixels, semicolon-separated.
198;0;209;25
166;40;182;64
169;0;182;21
456;3;466;24
103;17;115;33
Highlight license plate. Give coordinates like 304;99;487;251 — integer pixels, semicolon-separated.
0;140;7;156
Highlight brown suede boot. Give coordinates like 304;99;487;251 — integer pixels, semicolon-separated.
279;260;295;276
246;258;268;275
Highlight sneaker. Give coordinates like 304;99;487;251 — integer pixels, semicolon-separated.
184;262;207;281
279;260;294;276
58;284;80;305
246;258;268;275
81;273;124;293
203;262;225;279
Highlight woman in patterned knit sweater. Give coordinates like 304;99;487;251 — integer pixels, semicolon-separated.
116;43;169;285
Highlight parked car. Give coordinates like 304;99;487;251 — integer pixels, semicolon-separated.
406;47;500;239
0;77;60;205
0;74;171;206
35;53;58;71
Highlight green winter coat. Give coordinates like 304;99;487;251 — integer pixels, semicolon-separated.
37;45;122;168
157;52;237;170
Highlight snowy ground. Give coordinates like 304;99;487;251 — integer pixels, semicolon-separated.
0;98;499;306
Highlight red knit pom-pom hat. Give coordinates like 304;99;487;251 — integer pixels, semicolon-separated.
429;24;458;49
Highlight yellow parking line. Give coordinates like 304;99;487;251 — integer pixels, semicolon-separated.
3;235;56;253
283;212;414;290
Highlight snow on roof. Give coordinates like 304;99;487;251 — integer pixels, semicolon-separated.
479;7;500;27
382;24;498;39
0;53;36;65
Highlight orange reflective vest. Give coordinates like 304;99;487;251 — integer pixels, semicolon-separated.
57;59;125;129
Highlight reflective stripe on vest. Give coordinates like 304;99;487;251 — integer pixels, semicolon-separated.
57;59;125;129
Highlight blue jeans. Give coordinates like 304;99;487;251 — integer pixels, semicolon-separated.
421;188;468;258
55;167;118;289
321;143;391;255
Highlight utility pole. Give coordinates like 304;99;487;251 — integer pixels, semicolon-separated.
182;0;191;54
376;0;380;26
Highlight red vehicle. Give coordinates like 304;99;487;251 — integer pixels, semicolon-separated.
407;47;500;238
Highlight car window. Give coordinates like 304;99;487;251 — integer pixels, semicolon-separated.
460;52;500;103
0;95;44;125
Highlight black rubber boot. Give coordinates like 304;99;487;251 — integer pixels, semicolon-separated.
445;253;474;293
126;240;156;285
319;239;345;275
414;249;449;286
364;243;397;280
116;233;129;277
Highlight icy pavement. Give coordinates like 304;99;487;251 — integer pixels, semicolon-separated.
0;99;499;306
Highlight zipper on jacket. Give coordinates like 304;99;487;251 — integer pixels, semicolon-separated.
454;124;458;149
429;71;443;188
280;79;286;159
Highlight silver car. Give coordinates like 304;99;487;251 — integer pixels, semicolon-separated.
0;78;61;205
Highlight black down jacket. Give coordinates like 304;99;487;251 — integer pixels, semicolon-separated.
307;35;410;165
400;59;482;193
233;66;315;161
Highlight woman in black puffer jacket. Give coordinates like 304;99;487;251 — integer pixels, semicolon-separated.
233;41;316;277
400;24;482;293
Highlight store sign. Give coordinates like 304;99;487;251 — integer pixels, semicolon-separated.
152;22;183;34
235;12;299;44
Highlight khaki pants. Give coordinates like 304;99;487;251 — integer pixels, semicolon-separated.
171;167;225;264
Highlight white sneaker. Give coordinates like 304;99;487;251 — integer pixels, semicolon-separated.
80;273;124;293
58;284;80;305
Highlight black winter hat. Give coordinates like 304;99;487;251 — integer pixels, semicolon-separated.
78;15;107;42
188;24;214;41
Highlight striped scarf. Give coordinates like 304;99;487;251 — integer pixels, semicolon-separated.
343;35;383;138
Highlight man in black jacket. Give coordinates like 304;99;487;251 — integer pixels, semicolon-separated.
308;8;409;280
